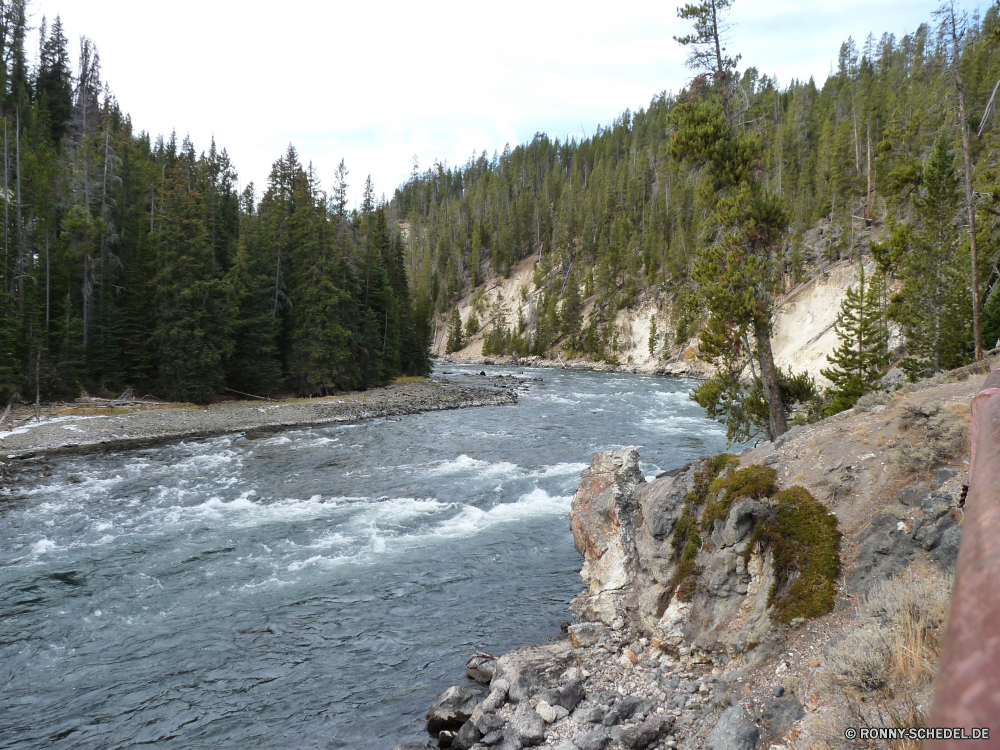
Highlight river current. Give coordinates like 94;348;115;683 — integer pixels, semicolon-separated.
0;364;738;749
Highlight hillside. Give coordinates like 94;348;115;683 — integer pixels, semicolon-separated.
434;248;876;387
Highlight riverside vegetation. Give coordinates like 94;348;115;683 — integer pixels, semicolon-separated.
398;0;1000;443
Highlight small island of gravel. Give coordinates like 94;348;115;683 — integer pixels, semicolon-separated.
0;377;518;460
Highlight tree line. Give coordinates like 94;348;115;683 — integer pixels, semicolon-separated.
391;0;1000;440
0;2;430;405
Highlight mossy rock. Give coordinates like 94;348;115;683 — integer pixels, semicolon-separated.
756;486;842;624
702;464;778;532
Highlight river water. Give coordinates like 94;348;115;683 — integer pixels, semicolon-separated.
0;365;737;749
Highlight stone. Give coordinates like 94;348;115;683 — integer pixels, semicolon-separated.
602;709;621;726
571;706;604;724
467;654;499;683
392;744;428;750
535;701;557;723
922;496;951;521
931;525;963;571
759;696;805;748
471;708;505;734
568;622;608;648
427;686;482;734
898;484;931;507
617;696;655;720
481;730;506;745
705;706;760;750
453;720;483;750
479;687;508;714
574;728;611;750
849;513;918;593
511;702;545;746
552;705;569;720
772;686;785;698
618;715;674;750
568;448;645;623
932;469;957;489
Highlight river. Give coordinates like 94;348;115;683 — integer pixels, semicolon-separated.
0;364;738;749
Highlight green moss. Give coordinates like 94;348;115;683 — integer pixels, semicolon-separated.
701;464;778;532
760;486;842;624
664;453;737;602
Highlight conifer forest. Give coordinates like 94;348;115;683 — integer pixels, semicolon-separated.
0;3;430;406
3;0;1000;421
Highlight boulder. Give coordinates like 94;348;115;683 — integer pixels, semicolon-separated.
470;708;505;734
426;685;482;734
618;715;673;750
931;525;963;570
759;695;805;747
490;642;575;703
705;705;760;750
568;622;607;648
573;727;610;750
849;513;918;593
511;702;546;746
467;654;499;683
452;720;482;750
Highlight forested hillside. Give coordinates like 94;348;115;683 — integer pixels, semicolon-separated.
0;3;429;405
392;2;1000;421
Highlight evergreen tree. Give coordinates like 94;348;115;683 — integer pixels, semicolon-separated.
225;189;283;395
446;307;463;353
821;263;888;414
152;165;231;403
893;132;974;375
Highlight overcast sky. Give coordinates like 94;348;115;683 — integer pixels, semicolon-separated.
33;0;981;206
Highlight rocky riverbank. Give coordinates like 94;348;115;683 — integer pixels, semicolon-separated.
437;354;710;380
400;371;981;750
0;378;518;460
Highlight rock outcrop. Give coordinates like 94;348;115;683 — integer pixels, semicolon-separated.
569;448;780;662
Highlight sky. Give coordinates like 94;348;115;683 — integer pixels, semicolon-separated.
32;0;983;207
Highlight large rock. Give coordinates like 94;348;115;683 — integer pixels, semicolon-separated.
511;702;546;746
426;685;482;734
618;715;673;749
705;705;760;750
452;720;481;750
573;727;611;750
568;448;645;623
467;654;498;683
490;641;575;703
568;622;607;648
849;513;918;593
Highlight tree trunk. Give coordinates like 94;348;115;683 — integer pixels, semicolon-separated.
753;316;787;441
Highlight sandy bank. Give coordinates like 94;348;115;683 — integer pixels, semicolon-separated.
0;379;518;459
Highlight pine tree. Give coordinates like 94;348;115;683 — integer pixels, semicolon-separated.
152;165;231;403
446;307;463;353
287;165;354;394
225;189;283;395
893;132;974;375
821;263;888;414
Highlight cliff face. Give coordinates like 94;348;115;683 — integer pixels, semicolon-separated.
433;255;880;383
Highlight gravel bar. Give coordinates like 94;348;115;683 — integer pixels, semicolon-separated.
0;380;518;459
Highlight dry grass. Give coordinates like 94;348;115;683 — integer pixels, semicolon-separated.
823;565;952;748
890;400;967;471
